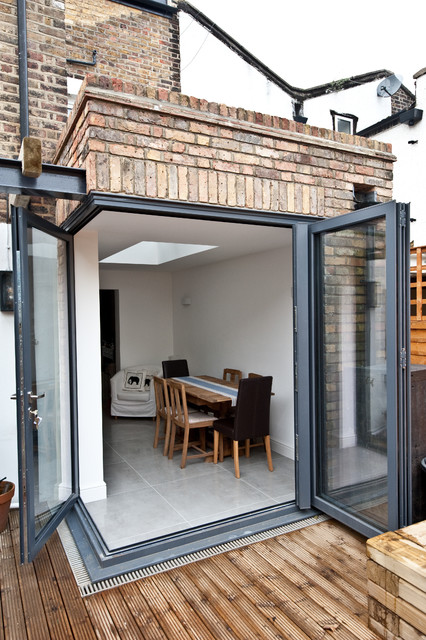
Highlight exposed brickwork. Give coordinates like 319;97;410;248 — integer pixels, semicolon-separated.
65;0;180;92
391;86;415;114
55;75;395;222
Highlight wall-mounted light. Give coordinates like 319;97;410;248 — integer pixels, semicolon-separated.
181;296;191;306
0;271;13;312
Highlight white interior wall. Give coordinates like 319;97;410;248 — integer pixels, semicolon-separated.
99;269;174;368
0;223;18;506
172;246;295;458
74;231;106;502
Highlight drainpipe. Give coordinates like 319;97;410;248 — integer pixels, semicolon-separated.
17;0;29;141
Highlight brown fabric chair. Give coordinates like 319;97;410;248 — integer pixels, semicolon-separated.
223;368;242;383
213;376;273;478
162;359;189;378
168;379;217;468
153;376;173;456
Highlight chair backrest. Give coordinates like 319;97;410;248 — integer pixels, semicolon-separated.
233;376;273;440
153;376;169;415
223;368;242;383
162;359;189;378
248;372;262;378
167;379;189;428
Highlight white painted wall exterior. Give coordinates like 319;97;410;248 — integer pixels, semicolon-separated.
180;13;293;117
375;73;426;246
99;269;174;369
172;246;295;458
0;223;18;506
74;231;106;502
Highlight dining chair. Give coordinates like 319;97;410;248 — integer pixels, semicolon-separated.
213;376;273;478
162;359;189;378
167;379;217;468
223;368;242;383
153;376;173;456
248;372;262;378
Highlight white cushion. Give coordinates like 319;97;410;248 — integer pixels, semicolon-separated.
188;411;217;424
117;390;150;402
123;370;146;391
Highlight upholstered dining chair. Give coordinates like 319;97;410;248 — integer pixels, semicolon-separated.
153;376;172;456
213;376;273;478
223;368;243;383
162;359;189;378
167;379;217;469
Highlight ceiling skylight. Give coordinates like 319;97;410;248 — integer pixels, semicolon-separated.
100;241;217;265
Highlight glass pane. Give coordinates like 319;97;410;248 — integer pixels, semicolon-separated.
28;227;72;535
317;217;388;530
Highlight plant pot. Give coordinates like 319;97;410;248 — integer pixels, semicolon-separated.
0;480;15;533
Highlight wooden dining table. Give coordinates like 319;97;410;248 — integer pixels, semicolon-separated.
172;375;238;418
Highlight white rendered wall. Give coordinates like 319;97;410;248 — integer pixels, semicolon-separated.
172;246;295;458
304;83;392;133
180;13;293;117
99;269;174;368
0;223;18;506
74;231;106;502
375;74;426;246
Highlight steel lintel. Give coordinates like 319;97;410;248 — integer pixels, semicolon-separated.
0;158;86;200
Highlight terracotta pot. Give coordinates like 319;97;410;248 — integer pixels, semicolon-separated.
0;481;15;533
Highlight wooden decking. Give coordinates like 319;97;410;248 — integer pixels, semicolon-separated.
0;510;382;640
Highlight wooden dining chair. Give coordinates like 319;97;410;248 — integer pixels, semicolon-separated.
167;379;217;468
153;376;172;456
223;368;242;383
213;376;273;478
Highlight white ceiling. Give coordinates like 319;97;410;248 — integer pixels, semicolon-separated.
85;211;293;271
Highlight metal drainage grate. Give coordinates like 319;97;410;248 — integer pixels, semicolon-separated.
58;514;329;597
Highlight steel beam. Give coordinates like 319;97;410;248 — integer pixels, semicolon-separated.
0;158;86;200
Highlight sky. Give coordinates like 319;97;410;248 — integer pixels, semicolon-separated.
187;0;425;93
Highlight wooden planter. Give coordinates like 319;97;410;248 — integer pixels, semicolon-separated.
0;480;15;533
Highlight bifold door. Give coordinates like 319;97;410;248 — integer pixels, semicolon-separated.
12;207;78;562
307;201;410;538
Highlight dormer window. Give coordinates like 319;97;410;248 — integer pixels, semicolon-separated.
331;110;358;135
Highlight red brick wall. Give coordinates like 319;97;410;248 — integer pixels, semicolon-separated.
65;0;180;93
55;75;394;223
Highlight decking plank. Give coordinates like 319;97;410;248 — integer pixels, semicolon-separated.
193;555;311;640
45;531;97;640
116;581;169;640
32;544;74;640
0;516;27;640
146;571;217;640
248;542;380;640
167;567;241;640
84;593;121;640
9;511;50;640
100;588;144;639
135;575;194;640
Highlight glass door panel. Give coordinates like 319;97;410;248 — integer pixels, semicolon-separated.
13;207;77;562
318;217;388;530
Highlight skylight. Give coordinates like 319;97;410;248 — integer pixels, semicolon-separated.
100;241;217;265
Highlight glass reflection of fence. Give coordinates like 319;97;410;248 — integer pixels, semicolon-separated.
410;245;426;364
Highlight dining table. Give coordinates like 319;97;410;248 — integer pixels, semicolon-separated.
171;375;239;418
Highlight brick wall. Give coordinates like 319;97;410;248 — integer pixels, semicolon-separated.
55;74;395;223
65;0;180;93
391;86;415;114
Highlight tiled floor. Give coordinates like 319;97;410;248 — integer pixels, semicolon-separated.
86;415;295;549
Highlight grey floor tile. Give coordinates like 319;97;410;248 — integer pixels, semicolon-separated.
103;461;150;496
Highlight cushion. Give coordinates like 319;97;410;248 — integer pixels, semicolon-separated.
117;390;150;402
123;370;146;391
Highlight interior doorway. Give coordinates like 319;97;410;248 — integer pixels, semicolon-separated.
99;289;119;408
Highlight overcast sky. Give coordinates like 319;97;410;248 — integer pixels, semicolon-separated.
187;0;425;93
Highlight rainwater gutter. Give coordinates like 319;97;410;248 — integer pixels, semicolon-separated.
17;0;29;141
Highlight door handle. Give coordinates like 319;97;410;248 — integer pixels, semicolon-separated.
10;394;17;400
28;393;45;400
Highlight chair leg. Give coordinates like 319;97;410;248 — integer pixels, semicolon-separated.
264;435;273;472
180;426;190;469
213;430;219;464
153;413;161;448
233;440;240;479
163;414;171;456
168;420;177;460
219;433;224;462
245;438;250;458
